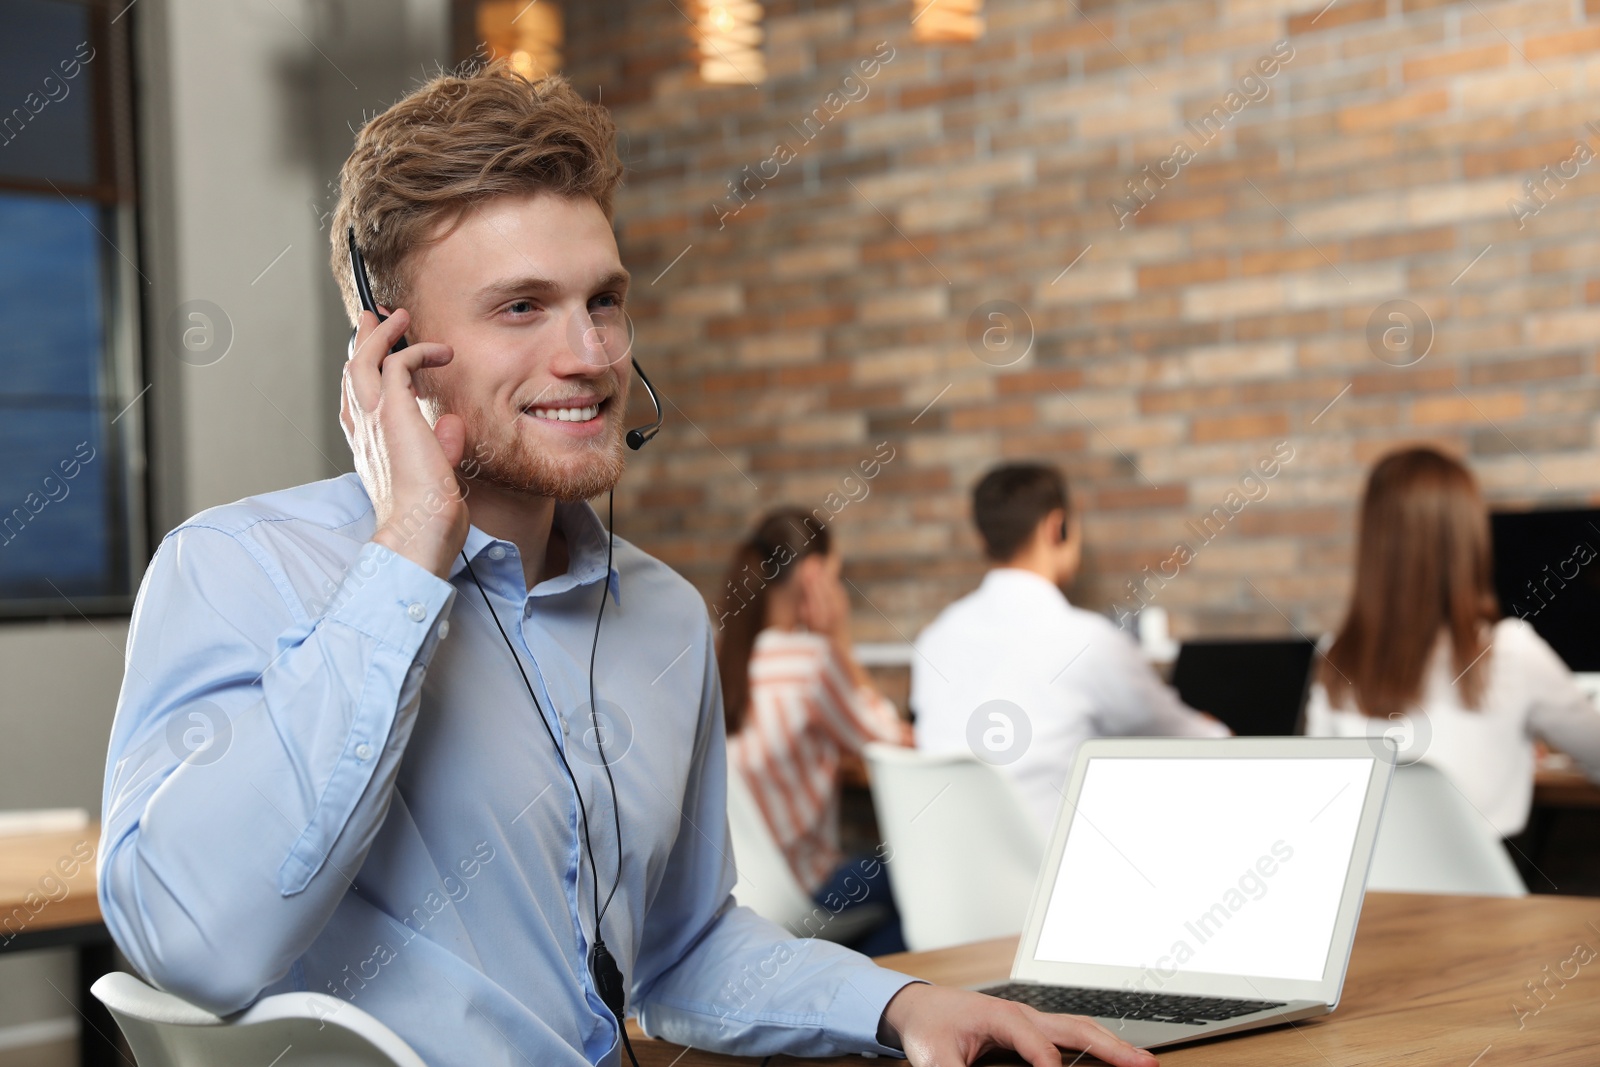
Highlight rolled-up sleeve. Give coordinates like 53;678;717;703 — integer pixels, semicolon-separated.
631;620;919;1058
1517;621;1600;783
98;523;454;1013
1086;622;1229;739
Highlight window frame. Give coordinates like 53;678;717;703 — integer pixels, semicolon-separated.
0;0;148;619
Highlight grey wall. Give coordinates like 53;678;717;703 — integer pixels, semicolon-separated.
0;0;451;1055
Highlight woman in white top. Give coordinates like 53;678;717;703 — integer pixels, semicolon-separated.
1306;446;1600;837
715;509;913;954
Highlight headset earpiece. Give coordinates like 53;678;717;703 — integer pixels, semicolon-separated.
347;228;408;357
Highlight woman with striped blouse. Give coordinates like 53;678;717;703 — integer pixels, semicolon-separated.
715;508;913;955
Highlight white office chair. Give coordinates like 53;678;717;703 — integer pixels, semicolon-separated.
1366;761;1527;897
725;766;886;944
91;971;429;1067
863;743;1046;951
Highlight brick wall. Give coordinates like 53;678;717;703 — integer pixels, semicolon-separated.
564;0;1600;642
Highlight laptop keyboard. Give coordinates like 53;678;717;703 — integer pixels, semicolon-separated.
984;984;1287;1026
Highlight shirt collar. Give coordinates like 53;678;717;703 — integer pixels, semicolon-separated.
980;566;1068;604
446;500;621;605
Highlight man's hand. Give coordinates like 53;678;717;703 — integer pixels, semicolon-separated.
340;307;470;580
880;984;1158;1067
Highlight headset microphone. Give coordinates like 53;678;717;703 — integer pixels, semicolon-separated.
624;359;664;450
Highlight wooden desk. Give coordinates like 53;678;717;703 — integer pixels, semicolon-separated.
1534;765;1600;809
626;891;1600;1065
0;825;120;1067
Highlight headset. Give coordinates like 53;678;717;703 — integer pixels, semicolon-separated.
348;228;661;1064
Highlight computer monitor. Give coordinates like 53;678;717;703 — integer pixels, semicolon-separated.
1170;638;1318;737
1491;508;1600;672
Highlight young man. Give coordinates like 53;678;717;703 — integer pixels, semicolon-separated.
913;464;1228;836
98;65;1154;1067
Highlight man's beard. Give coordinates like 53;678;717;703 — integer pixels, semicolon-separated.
420;374;628;502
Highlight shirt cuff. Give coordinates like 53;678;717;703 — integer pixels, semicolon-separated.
324;540;456;653
827;965;925;1058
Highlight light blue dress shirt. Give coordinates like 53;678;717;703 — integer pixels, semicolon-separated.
99;472;916;1066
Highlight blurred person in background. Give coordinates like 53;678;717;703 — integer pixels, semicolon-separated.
1307;445;1600;837
716;508;913;956
913;463;1228;836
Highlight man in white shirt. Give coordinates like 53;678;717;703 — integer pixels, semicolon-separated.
913;463;1228;835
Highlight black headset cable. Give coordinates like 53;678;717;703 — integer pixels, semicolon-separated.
458;501;638;1066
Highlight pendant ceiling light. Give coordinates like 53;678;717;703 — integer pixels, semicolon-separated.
913;0;985;43
699;0;767;84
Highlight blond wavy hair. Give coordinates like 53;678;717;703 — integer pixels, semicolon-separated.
328;60;624;326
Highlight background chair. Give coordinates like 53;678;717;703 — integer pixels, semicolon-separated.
725;766;886;944
863;743;1046;951
91;970;428;1067
1366;761;1528;897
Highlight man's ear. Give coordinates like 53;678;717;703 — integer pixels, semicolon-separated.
1044;508;1068;545
1059;512;1083;586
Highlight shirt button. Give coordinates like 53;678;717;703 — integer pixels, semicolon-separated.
523;602;534;618
438;619;451;639
355;743;374;761
407;602;426;622
488;545;506;561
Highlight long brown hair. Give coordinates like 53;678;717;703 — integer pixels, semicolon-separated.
1321;447;1500;718
714;509;831;735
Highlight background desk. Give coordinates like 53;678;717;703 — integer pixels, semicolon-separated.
1534;765;1600;809
0;826;119;1067
626;891;1600;1065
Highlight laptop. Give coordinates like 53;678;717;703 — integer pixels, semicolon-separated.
978;737;1395;1049
1170;638;1318;736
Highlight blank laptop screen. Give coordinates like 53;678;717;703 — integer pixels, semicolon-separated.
1033;757;1375;983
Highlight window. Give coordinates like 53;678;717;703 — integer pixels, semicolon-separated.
0;0;145;614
